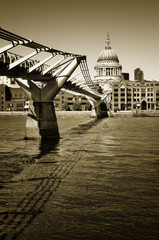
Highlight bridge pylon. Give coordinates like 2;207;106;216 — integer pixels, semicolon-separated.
16;58;80;139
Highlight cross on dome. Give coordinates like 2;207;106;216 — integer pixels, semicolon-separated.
105;32;111;49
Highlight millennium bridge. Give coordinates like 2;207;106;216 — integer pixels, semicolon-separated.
0;28;108;139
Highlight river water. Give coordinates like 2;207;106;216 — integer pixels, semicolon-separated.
0;113;159;240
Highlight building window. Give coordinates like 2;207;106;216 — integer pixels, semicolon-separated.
121;88;125;92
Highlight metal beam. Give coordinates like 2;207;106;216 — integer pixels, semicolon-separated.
9;50;40;70
68;71;81;81
42;57;65;75
0;42;19;54
71;77;83;84
75;80;85;86
28;54;54;73
53;60;74;78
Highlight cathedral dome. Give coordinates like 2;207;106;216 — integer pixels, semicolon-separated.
97;33;119;63
94;33;122;87
97;48;119;62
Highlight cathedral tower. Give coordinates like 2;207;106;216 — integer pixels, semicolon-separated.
94;33;122;93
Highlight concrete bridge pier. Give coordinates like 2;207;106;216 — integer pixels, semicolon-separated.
87;98;108;118
17;82;60;139
94;101;108;118
25;101;59;139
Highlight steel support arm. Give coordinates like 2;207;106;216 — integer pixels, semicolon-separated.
28;54;54;73
42;57;65;75
41;58;80;101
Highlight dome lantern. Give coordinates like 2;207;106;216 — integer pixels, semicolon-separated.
105;32;111;50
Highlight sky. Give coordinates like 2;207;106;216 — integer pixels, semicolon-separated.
0;0;159;80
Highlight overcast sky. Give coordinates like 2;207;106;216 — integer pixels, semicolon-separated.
1;0;159;80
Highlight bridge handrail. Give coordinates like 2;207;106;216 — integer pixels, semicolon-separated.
0;27;83;58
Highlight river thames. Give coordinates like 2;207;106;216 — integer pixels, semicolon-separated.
0;113;159;240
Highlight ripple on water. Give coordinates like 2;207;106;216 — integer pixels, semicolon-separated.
0;115;159;240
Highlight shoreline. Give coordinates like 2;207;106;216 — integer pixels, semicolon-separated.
1;110;159;117
0;111;92;116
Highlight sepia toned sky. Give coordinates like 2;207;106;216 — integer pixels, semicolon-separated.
0;0;159;80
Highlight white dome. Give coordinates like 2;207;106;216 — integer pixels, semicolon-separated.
97;48;119;63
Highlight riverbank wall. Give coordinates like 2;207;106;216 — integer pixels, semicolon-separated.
1;110;159;117
0;111;92;116
109;110;159;117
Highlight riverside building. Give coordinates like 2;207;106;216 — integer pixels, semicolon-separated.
111;79;159;112
0;83;29;111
